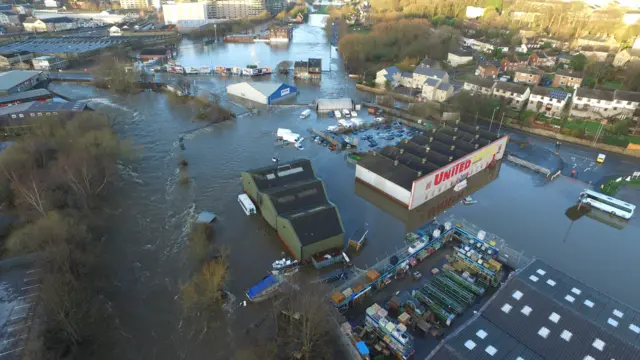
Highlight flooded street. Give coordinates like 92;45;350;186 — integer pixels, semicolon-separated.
49;16;640;359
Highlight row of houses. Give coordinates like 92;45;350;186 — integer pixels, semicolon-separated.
477;62;585;89
293;58;322;79
0;51;69;71
23;17;79;32
375;60;454;103
463;76;640;120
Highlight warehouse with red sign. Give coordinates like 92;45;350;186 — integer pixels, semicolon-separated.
355;123;508;210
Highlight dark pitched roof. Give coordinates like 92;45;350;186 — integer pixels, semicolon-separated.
264;179;329;215
614;90;640;103
308;58;321;67
140;48;167;56
465;76;495;89
282;205;343;246
294;61;308;69
576;88;614;101
515;67;543;76
531;87;569;99
428;259;640;360
358;152;420;191
414;66;447;79
494;81;529;95
449;48;473;57
0;89;51;104
555;69;583;79
0;10;16;16
0;5;12;11
42;17;76;24
419;58;440;68
0;50;32;58
246;159;316;193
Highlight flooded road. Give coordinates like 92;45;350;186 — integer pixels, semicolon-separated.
49;17;640;359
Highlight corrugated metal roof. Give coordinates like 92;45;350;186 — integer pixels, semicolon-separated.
428;259;640;360
0;88;51;104
316;98;353;111
246;159;316;193
249;82;283;97
282;205;343;246
0;70;42;91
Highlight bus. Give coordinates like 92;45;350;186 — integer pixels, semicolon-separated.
238;194;257;216
578;189;635;220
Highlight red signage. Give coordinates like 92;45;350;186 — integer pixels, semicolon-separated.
433;160;471;187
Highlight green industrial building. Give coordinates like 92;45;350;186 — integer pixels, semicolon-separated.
241;159;345;260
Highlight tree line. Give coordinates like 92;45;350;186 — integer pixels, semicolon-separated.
0;112;130;357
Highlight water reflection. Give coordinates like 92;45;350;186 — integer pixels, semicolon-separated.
565;204;629;230
355;161;502;232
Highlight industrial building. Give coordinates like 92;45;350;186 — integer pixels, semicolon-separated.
0;89;52;107
0;51;33;68
427;259;640;360
316;98;353;112
0;101;88;133
226;81;297;105
356;123;508;210
241;159;345;260
32;55;69;71
0;70;46;95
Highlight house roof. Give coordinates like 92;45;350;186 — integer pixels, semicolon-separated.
246;159;316;193
427;259;640;360
0;11;16;16
556;69;583;79
249;82;289;97
0;89;51;104
0;70;42;91
614;90;640;103
140;48;167;56
294;61;308;68
282;204;343;246
576;88;614;101
515;67;543;76
0;50;32;58
438;82;453;91
264;179;329;215
449;48;473;57
0;5;12;11
494;81;529;95
479;63;498;71
531;87;569;100
22;17;39;23
36;17;75;24
424;78;440;87
419;58;440;68
308;58;321;67
465;76;495;89
384;66;400;76
414;66;447;79
401;71;413;78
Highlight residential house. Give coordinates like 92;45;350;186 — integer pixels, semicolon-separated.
417;57;442;69
516;42;540;54
447;49;473;67
268;27;292;42
23;17;77;32
308;58;321;78
476;63;498;79
412;67;449;90
139;48;169;62
579;45;612;62
500;54;529;72
463;76;495;96
576;36;619;50
528;52;556;68
527;87;569;118
553;69;583;88
537;36;569;50
613;91;640;120
109;26;122;36
462;36;509;53
422;79;453;103
492;82;531;110
0;11;19;25
374;66;401;87
613;48;640;67
513;68;543;85
294;61;309;79
557;53;572;65
0;51;33;68
570;88;619;120
32;56;69;71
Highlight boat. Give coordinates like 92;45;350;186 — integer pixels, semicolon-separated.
334;110;342;118
272;258;299;270
242;68;257;76
311;249;345;269
256;67;272;76
215;66;228;74
230;67;241;75
314;268;348;284
343;109;351;117
328;111;334;118
350;110;358;117
186;67;200;75
199;66;211;74
462;196;477;205
295;143;304;151
169;66;185;74
300;109;311;119
246;273;284;302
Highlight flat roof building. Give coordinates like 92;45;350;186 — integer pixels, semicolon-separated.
226;81;297;105
427;259;640;360
0;70;46;95
241;159;345;260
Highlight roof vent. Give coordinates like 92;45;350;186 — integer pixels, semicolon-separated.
372;151;377;156
417;171;422;177
421;158;427;164
452;135;457;141
399;149;404;154
425;146;431;152
394;160;399;166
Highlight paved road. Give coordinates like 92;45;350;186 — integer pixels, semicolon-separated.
499;128;639;185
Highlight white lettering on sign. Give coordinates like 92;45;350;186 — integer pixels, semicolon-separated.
281;88;290;97
408;135;508;209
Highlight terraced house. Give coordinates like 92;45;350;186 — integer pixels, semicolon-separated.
463;76;495;96
570;88;640;120
492;82;530;110
527;87;570;119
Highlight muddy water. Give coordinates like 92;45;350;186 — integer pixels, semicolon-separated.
48;18;640;360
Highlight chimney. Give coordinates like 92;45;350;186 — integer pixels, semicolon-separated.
447;156;453;162
425;146;431;152
421;158;427;164
394;160;399;166
417;171;422;177
452;135;457;141
399;149;404;154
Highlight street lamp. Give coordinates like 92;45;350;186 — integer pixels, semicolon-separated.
498;112;505;135
488;106;499;132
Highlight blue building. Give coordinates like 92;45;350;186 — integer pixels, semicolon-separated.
226;82;297;105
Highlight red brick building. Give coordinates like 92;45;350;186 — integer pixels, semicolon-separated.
476;63;498;79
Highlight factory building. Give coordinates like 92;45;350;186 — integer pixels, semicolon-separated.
226;81;296;105
356;123;508;210
241;159;345;260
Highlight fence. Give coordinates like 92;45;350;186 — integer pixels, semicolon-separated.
506;154;552;177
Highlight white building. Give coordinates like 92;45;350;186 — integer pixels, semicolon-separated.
492;82;530;110
463;77;495;96
163;2;210;25
461;37;509;53
0;11;19;25
421;78;453;103
447;49;473;67
226;82;297;105
44;0;59;8
32;56;69;71
120;0;149;9
527;87;569;118
465;6;486;18
571;88;640;120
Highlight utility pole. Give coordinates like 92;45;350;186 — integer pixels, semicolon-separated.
489;107;498;132
498;112;505;135
214;24;217;41
592;120;605;146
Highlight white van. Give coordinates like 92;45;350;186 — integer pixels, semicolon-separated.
238;194;256;215
300;109;311;119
